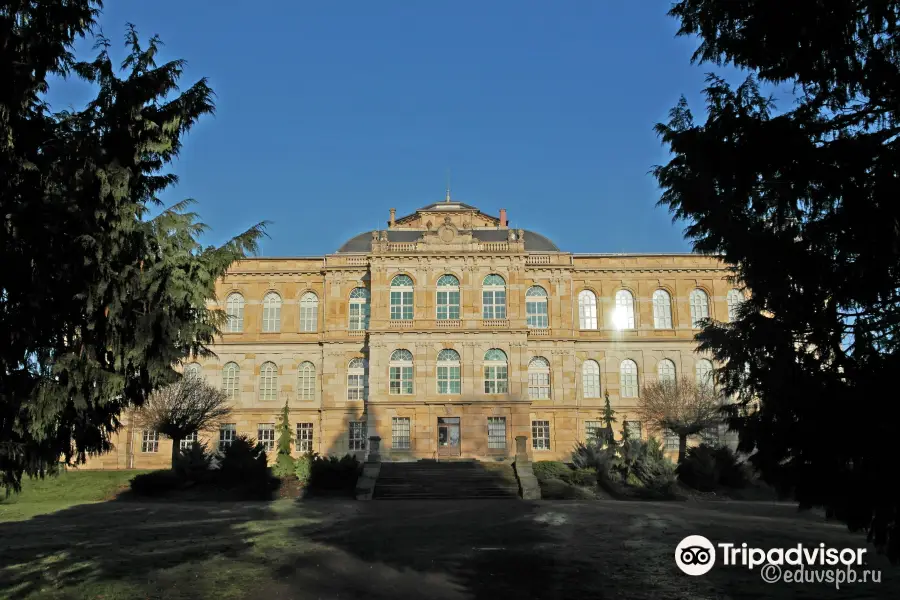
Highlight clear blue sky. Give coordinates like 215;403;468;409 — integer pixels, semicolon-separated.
52;1;747;256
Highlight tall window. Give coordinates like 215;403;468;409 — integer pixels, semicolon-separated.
696;359;714;389
614;290;636;329
298;361;315;400
437;349;461;394
257;423;275;452
218;423;236;452
259;362;278;401
483;349;509;394
482;274;507;319
349;422;367;451
582;359;601;398
180;431;198;450
225;293;245;333
348;287;370;330
390;274;414;320
657;359;676;383
620;359;638;398
525;285;549;329
141;430;159;453
347;358;368;400
663;428;679;451
262;292;282;332
532;420;550;450
299;292;319;332
527;356;551;399
389;349;414;395
296;422;314;453
392;417;411;449
487;416;507;449
652;289;672;329
624;421;642;441
436;274;460;320
183;362;201;379
727;289;743;322
578;290;598;329
689;289;709;328
222;362;240;399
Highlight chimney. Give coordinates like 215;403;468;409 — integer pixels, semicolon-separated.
499;208;508;229
389;208;396;228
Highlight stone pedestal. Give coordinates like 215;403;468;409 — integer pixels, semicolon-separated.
367;436;381;463
513;435;541;500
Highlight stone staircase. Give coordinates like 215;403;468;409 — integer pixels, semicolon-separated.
373;460;521;499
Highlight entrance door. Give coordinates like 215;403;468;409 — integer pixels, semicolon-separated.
437;417;461;457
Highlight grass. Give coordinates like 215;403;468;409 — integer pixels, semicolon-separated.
0;469;148;522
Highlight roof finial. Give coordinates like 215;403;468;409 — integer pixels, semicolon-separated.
445;168;451;202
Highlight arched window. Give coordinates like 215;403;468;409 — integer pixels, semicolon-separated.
349;287;370;330
183;362;201;379
614;290;636;329
262;292;282;332
483;349;508;394
582;359;601;398
657;358;676;383
299;292;319;332
225;293;245;333
578;290;598;330
437;349;461;394
696;359;714;389
436;274;460;320
390;275;414;320
525;286;549;329
727;289;743;322
389;349;414;395
259;362;278;401
298;361;315;400
620;359;638;398
652;289;672;329
347;358;368;400
689;289;709;328
482;274;507;319
528;357;551;399
222;362;240;399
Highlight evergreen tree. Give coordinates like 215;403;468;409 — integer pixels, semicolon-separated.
601;390;617;447
656;0;900;560
273;401;295;478
0;2;265;490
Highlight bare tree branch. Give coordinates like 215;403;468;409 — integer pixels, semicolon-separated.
638;376;722;462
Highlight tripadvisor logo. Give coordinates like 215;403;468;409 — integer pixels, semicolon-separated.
675;535;716;576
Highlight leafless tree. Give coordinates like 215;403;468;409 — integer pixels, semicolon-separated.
136;373;232;467
638;376;721;463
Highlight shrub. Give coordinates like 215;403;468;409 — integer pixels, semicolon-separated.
713;446;751;488
273;453;296;479
677;444;750;491
216;435;269;488
532;461;572;483
607;437;678;498
130;470;182;496
307;453;361;492
294;453;312;486
571;442;615;472
571;467;598;487
173;442;213;482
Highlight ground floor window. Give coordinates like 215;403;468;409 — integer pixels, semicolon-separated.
584;420;603;444
257;423;275;452
349;421;367;451
218;424;236;452
392;417;411;450
141;430;159;453
701;426;720;446
296;422;314;453
532;420;550;451
663;428;679;451
180;431;198;450
624;421;642;441
487;417;507;449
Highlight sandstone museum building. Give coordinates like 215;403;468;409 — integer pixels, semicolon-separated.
86;198;741;469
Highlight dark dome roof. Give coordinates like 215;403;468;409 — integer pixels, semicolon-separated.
336;229;560;253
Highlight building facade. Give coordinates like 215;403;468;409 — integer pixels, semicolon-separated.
85;199;741;469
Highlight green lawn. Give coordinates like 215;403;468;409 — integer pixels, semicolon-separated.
0;470;148;522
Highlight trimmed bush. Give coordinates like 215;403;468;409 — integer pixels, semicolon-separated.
130;470;182;496
217;436;268;486
307;453;361;493
677;444;750;491
294;453;312;486
570;467;598;487
532;461;572;483
173;442;213;482
273;453;296;479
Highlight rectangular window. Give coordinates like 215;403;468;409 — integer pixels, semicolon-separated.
624;421;642;441
663;428;679;451
389;366;414;395
349;302;370;330
296;422;314;453
392;417;411;450
436;290;460;320
257;423;275;452
526;301;549;329
180;431;198;450
349;422;367;451
218;424;236;452
487;417;507;449
141;430;159;453
483;290;506;319
437;365;461;394
528;371;550;399
483;365;509;394
585;420;603;444
532;420;551;451
390;291;413;320
701;426;720;446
